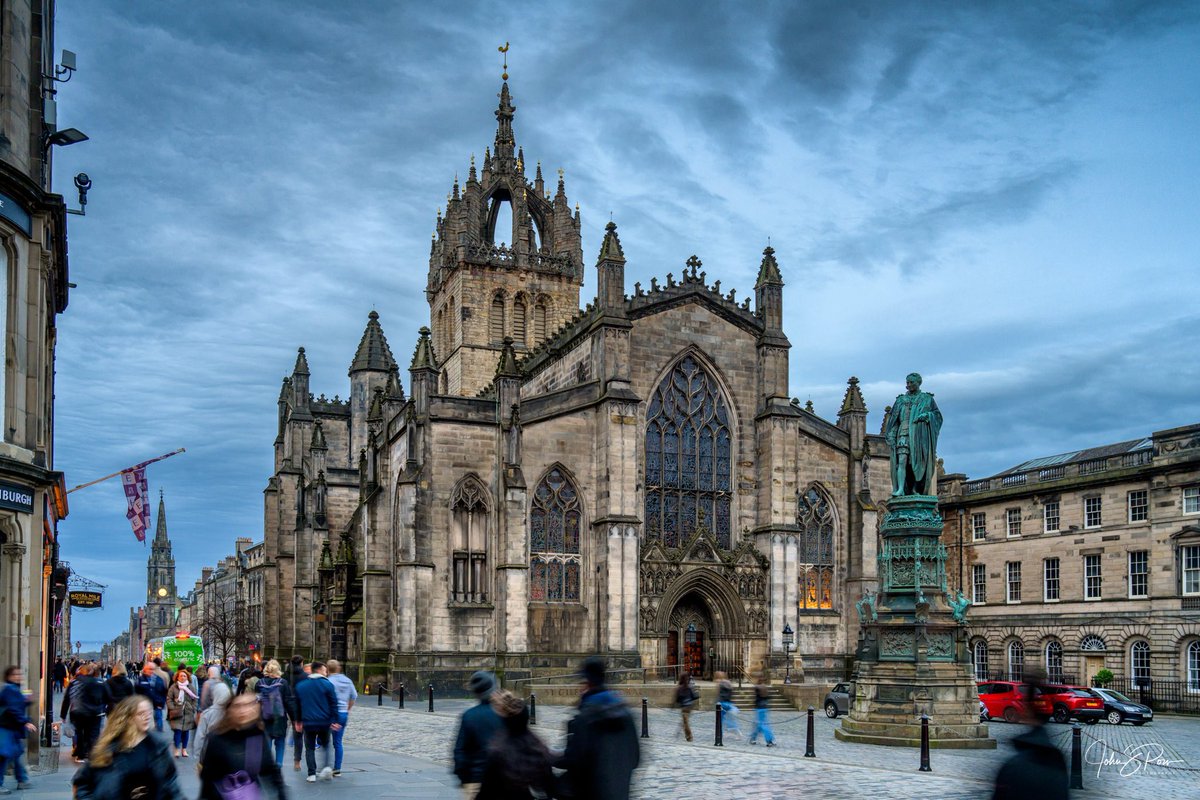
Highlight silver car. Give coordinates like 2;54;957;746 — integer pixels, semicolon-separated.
824;682;851;718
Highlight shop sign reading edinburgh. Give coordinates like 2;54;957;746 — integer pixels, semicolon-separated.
69;590;102;609
0;482;34;514
0;192;32;237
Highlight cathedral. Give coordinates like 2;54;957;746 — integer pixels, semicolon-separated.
258;77;894;686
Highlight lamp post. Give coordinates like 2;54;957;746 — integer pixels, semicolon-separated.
782;622;795;685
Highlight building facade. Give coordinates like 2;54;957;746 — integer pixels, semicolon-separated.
0;0;73;747
939;423;1200;690
258;79;894;686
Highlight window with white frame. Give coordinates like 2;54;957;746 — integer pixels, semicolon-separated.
1046;640;1064;683
1084;554;1102;600
972;512;987;541
1130;640;1151;687
973;639;989;681
1084;496;1102;528
1188;641;1200;693
1043;501;1060;533
972;563;987;604
1006;508;1021;538
1008;640;1025;681
1044;558;1060;601
1006;562;1021;604
1185;486;1200;515
1183;545;1200;596
1128;490;1148;523
1128;551;1149;599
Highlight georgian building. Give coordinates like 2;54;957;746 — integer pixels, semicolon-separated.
258;78;895;686
939;423;1200;690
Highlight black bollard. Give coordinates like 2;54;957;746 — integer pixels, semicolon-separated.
714;702;724;747
428;683;434;712
1070;722;1083;790
805;706;816;757
377;683;384;706
529;693;537;726
641;697;650;739
398;682;405;709
919;714;931;772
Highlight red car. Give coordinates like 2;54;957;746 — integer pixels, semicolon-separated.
1031;685;1104;724
977;680;1029;723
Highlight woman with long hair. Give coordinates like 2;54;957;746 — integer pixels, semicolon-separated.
198;693;288;800
192;675;232;764
166;669;198;757
105;663;134;714
255;659;296;768
476;691;554;799
72;696;184;800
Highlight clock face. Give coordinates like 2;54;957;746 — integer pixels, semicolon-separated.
157;587;168;598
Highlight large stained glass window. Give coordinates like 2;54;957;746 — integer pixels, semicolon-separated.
797;486;835;610
645;355;732;548
530;467;582;602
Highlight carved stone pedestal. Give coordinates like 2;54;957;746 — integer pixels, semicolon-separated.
837;495;994;749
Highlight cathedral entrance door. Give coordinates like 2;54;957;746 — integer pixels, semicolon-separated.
667;630;679;668
667;591;714;679
683;625;705;678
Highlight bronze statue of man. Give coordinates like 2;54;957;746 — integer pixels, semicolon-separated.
884;372;943;496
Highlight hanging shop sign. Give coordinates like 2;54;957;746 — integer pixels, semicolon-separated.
68;590;103;608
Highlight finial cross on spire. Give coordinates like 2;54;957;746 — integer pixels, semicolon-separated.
498;42;510;80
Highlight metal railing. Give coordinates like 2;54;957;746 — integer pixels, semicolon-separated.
962;449;1153;495
506;663;685;690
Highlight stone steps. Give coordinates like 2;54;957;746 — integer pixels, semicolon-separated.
725;686;797;711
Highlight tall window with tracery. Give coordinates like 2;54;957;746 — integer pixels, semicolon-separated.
530;467;582;602
513;294;527;345
797;487;835;609
644;355;732;549
490;292;506;343
451;479;489;603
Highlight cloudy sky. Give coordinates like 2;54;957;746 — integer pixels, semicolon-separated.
50;1;1200;645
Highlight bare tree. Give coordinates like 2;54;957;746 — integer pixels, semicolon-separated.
196;589;261;663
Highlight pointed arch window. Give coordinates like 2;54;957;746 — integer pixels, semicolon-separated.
451;478;489;603
513;294;528;345
644;355;732;549
797;487;835;610
533;297;549;344
530;467;582;602
490;292;506;343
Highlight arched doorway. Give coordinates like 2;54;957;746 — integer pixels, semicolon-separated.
667;592;714;679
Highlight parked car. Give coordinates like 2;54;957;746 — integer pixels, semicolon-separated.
1031;685;1105;724
977;680;1028;723
824;682;851;718
1092;687;1153;726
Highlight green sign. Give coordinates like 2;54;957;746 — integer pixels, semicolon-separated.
158;636;205;669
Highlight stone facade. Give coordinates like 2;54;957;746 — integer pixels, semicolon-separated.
145;494;178;639
258;79;893;687
939;423;1200;689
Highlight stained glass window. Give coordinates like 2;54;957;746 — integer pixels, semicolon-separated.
797;486;835;610
530;467;582;602
644;355;733;548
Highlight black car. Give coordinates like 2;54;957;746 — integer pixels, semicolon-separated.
1092;687;1153;725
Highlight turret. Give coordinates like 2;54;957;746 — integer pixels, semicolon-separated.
754;246;784;332
596;220;626;312
290;347;312;420
409;326;438;415
754;246;790;408
494;336;522;423
349;311;396;459
837;376;869;449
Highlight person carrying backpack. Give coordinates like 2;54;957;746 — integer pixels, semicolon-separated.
59;663;111;762
674;671;699;742
255;660;296;768
134;662;168;732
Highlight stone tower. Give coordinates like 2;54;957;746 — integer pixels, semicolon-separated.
145;492;177;639
427;79;585;397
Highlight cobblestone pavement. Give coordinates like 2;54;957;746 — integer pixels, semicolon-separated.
346;696;1200;799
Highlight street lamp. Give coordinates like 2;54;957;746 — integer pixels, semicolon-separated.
782;622;795;685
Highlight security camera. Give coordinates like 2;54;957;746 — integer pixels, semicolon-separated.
73;172;91;207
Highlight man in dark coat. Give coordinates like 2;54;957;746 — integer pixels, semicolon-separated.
293;661;339;782
452;671;503;798
555;657;640;800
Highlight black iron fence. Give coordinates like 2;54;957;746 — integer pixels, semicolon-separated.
1098;678;1200;714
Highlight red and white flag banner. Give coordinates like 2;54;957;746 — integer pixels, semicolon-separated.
121;468;151;542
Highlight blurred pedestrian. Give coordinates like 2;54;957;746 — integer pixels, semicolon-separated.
104;663;134;714
193;675;232;763
0;666;36;793
452;671;502;799
61;663;110;762
198;693;289;800
283;655;308;771
715;671;742;739
134;662;168;732
53;658;67;694
325;660;357;776
293;661;339;782
992;671;1068;800
255;660;296;768
674;671;699;742
554;657;640;800
476;691;554;799
747;671;775;746
166;669;198;758
72;696;184;800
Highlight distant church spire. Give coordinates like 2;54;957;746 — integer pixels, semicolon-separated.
154;490;169;545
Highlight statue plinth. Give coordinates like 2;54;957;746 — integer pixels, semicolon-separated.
838;496;995;749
